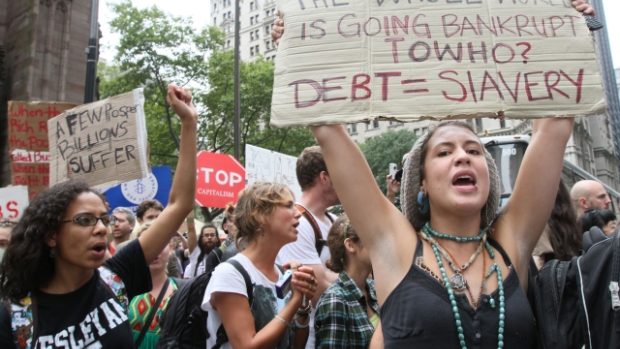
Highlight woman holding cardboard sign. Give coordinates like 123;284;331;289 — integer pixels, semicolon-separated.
0;84;197;349
271;1;592;348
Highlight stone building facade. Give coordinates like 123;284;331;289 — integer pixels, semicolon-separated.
0;0;94;186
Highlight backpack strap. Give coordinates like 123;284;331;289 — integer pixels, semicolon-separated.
295;204;332;256
213;259;254;349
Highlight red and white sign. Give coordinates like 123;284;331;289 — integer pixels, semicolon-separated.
0;185;29;222
195;151;245;208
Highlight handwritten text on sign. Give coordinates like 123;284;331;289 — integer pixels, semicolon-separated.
271;0;606;126
0;186;29;222
8;101;75;199
48;89;149;188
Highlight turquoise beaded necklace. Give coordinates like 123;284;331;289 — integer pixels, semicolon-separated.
421;224;505;349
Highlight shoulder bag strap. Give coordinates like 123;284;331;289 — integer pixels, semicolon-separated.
135;278;170;347
295;204;325;256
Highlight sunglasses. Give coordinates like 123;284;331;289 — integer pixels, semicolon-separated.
62;213;117;227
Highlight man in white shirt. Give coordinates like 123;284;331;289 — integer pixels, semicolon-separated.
276;146;339;349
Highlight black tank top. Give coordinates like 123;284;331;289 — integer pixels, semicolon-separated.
381;238;537;349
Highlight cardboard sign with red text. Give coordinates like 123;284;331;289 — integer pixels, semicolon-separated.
47;89;149;188
271;0;606;126
195;151;246;208
0;186;29;222
8;101;76;199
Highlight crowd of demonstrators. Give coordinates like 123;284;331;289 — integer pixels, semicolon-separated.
532;179;582;268
570;179;612;218
184;222;220;278
276;146;340;349
315;214;379;349
202;182;318;349
0;84;197;349
109;207;136;256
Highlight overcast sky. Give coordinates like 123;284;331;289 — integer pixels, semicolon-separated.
99;0;620;68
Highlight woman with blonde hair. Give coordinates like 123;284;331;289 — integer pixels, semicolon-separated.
202;182;318;349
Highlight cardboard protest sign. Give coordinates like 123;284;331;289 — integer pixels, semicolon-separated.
245;144;302;200
8;101;76;199
271;0;607;126
0;185;29;222
47;89;149;188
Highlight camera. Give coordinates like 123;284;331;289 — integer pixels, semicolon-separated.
275;270;293;299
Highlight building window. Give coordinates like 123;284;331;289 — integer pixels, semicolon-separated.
250;46;255;56
348;123;358;135
250;1;255;11
250;31;255;41
366;120;379;130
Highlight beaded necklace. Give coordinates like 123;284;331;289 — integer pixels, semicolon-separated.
420;224;505;349
419;230;486;292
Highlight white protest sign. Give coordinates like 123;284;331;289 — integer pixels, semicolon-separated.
245;144;302;200
271;0;607;126
48;89;149;188
0;185;29;222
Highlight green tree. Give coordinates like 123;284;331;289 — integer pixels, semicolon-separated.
99;1;315;219
360;128;417;193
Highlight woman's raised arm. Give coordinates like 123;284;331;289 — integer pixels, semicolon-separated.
139;85;197;263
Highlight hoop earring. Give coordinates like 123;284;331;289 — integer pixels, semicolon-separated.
417;191;429;215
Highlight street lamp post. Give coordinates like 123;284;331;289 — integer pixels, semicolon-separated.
233;0;241;160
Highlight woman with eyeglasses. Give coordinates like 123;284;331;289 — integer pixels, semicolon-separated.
0;84;197;349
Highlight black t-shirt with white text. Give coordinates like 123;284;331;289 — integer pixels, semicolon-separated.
0;239;151;349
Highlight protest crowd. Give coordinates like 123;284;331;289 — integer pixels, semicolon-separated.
2;0;620;348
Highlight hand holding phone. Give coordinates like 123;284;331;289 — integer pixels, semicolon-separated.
276;270;293;299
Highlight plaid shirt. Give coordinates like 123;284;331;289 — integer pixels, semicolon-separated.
314;272;380;348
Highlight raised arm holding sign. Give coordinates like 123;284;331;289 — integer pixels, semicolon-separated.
271;1;611;348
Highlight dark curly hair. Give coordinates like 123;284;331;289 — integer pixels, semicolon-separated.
136;199;164;221
0;180;106;303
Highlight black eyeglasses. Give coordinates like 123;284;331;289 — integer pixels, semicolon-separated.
62;213;116;227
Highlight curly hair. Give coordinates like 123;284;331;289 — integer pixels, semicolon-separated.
136;199;164;221
400;121;500;231
0;180;107;303
234;182;293;248
326;214;358;273
296;146;327;191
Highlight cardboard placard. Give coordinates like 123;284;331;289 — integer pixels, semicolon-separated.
8;101;76;199
47;89;149;188
271;0;606;126
245;144;302;200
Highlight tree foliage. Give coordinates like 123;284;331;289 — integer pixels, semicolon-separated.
99;1;315;218
360;128;417;193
